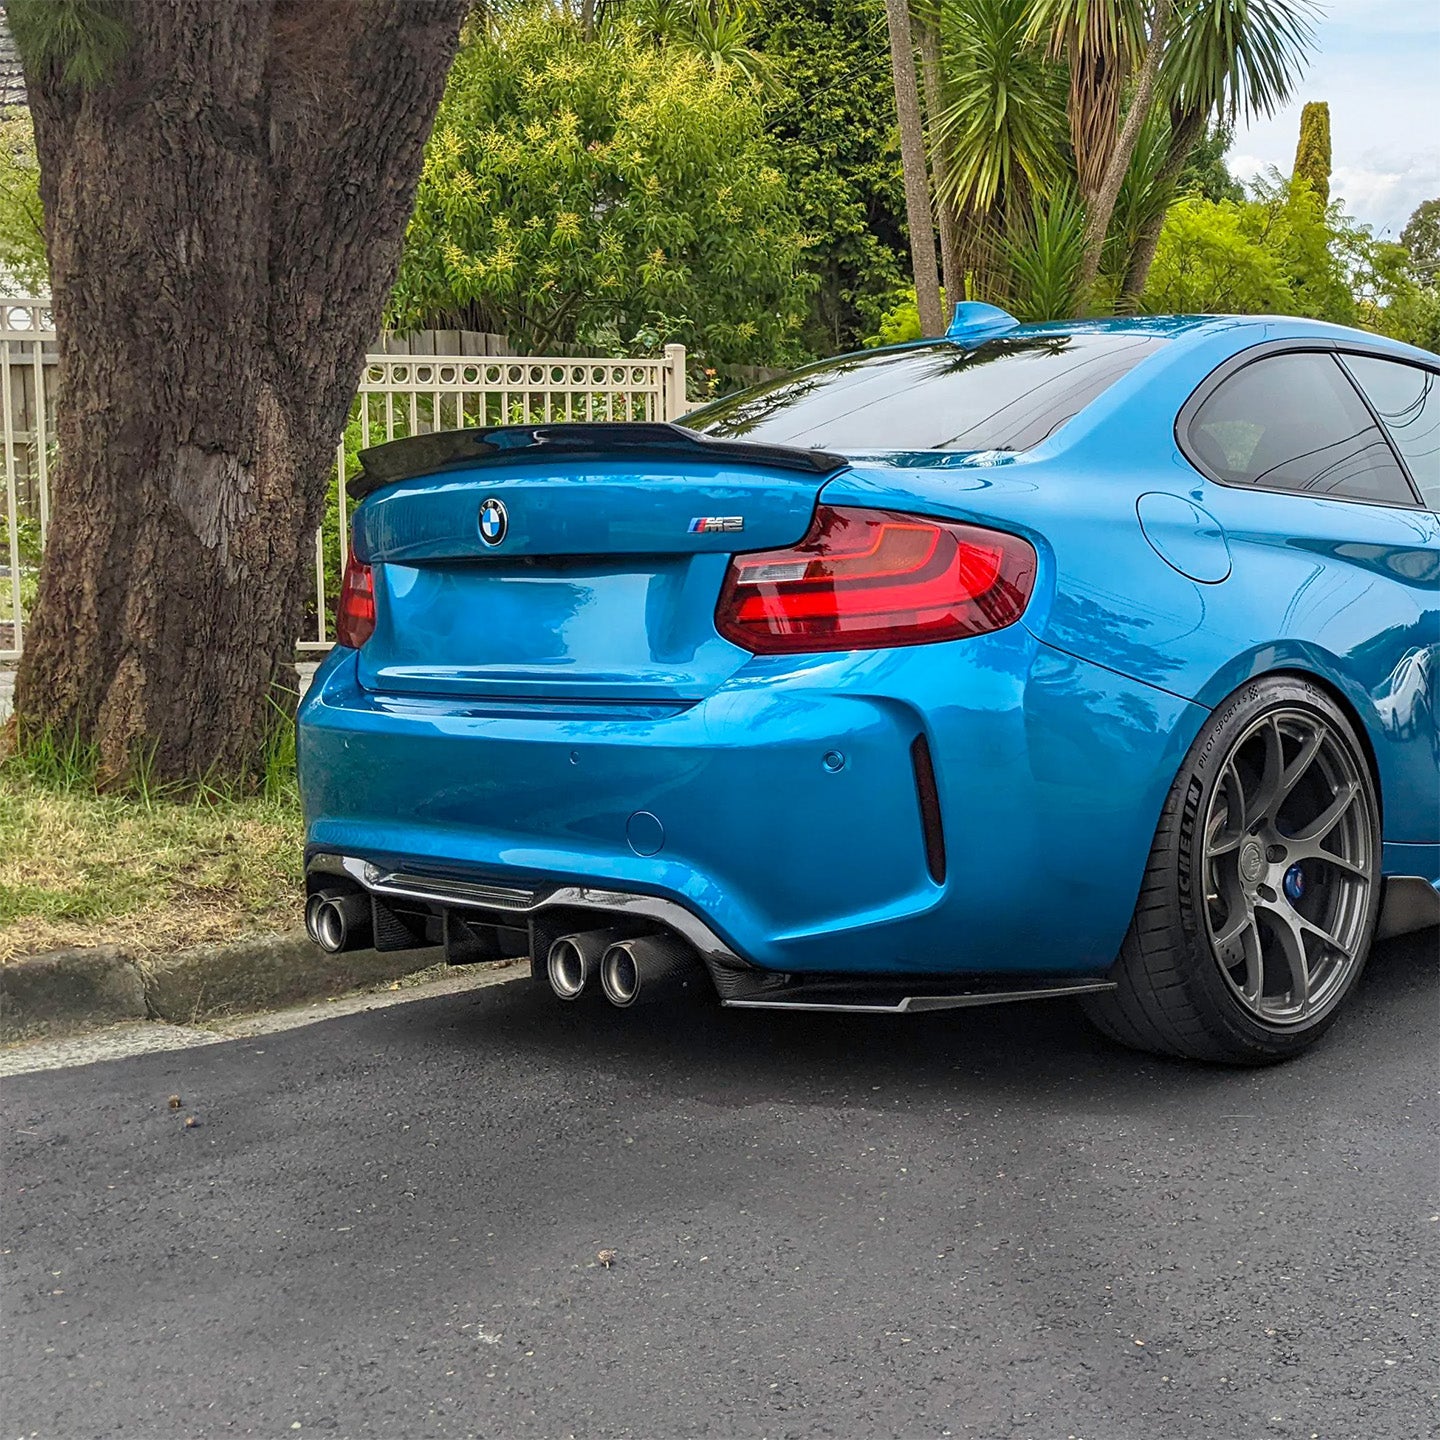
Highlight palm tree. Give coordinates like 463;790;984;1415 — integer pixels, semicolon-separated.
916;7;960;320
1119;0;1316;305
881;0;950;335
932;0;1068;301
884;0;946;335
1026;0;1147;222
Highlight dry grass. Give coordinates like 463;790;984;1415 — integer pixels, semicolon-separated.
0;770;305;963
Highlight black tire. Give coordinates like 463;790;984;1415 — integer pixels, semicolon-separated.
1083;674;1383;1064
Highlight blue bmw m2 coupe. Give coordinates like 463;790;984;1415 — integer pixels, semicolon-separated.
298;307;1440;1064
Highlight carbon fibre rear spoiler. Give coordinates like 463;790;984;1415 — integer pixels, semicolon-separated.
349;422;847;502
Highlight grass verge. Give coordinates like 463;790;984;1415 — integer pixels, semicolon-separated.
0;729;305;964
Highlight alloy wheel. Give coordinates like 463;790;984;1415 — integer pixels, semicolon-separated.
1201;706;1374;1027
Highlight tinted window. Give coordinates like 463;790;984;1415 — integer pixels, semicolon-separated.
1342;354;1440;509
1188;351;1415;505
686;332;1168;452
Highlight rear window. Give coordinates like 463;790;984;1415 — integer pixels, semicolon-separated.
685;332;1169;453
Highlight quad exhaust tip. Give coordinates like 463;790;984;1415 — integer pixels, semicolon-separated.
599;933;700;1008
545;928;626;1001
306;890;373;954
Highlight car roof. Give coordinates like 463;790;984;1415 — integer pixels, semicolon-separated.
958;313;1438;367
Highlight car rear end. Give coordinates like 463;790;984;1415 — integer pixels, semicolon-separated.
297;419;1053;998
298;324;1196;1007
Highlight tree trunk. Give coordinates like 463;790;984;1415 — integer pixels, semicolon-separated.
1075;0;1170;305
13;0;466;786
1118;106;1205;311
917;11;959;321
882;0;944;337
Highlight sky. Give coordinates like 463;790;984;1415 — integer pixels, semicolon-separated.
1228;0;1439;240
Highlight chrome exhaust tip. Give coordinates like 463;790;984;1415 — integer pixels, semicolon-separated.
306;890;373;954
545;928;625;1001
599;933;700;1008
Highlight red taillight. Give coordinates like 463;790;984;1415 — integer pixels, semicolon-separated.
335;551;376;649
715;506;1036;654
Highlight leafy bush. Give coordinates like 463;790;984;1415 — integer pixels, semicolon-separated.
0;112;47;294
1143;175;1357;322
1004;189;1088;321
754;0;909;353
390;10;814;369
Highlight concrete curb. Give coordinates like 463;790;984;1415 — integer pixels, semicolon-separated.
0;932;441;1044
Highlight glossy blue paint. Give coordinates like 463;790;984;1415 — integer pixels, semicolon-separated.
945;301;1020;343
1136;492;1231;582
300;632;1206;975
298;313;1440;980
357;457;820;563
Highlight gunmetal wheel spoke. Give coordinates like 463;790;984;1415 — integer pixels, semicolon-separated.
1201;704;1372;1029
1245;718;1285;827
1211;761;1248;852
1259;902;1312;1011
1288;780;1358;845
1286;840;1369;880
1274;726;1325;813
1236;917;1264;1005
1214;903;1252;950
1295;912;1354;961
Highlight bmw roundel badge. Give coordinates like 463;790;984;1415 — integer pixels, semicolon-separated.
479;497;508;547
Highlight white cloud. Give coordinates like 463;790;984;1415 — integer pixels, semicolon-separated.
1229;0;1439;235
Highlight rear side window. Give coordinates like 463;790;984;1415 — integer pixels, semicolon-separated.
1341;354;1440;509
1187;351;1416;506
685;332;1168;453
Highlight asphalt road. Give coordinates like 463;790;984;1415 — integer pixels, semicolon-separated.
3;933;1436;1440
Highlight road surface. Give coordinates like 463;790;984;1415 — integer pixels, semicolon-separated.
3;932;1436;1438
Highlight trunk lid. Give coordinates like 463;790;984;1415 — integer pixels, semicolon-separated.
350;425;845;702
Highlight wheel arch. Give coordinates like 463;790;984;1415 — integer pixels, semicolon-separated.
1194;653;1386;827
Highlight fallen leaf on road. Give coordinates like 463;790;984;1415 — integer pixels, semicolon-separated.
597;1249;617;1268
168;1095;182;1109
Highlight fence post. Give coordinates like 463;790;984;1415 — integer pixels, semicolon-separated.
663;343;687;422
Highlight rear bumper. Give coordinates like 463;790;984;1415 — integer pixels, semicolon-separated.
298;629;1208;977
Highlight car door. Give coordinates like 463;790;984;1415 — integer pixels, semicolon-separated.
1178;343;1440;852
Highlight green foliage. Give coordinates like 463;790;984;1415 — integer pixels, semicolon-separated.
0;508;42;568
933;0;1068;221
1004;187;1088;320
6;0;131;90
1399;198;1440;284
754;0;908;352
0;113;47;292
864;286;951;347
1106;104;1173;281
1176;123;1245;204
0;508;41;627
1141;195;1291;314
631;0;778;90
1382;287;1440;353
1142;173;1361;323
389;9;813;368
1291;99;1331;208
1161;0;1317;127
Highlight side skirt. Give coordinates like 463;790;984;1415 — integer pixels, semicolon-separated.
1377;876;1440;941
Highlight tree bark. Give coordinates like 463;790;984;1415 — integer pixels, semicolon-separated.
916;11;959;322
882;0;944;337
1117;106;1205;311
13;0;466;785
1075;0;1170;305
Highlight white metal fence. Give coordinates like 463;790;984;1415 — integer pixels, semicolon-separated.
0;300;688;661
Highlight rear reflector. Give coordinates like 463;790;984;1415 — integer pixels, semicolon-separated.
715;505;1036;653
910;733;947;884
336;552;376;649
